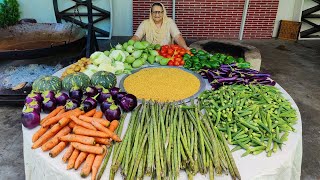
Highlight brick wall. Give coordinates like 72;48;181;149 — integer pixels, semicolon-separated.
133;0;279;39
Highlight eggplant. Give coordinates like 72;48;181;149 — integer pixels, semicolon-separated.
109;87;120;99
41;90;55;100
81;97;97;112
96;86;104;93
42;98;57;113
104;104;121;121
115;92;127;104
26;99;41;114
55;92;69;106
69;89;83;101
119;94;137;112
217;76;238;83
21;106;40;129
85;86;98;97
25;91;42;104
100;97;114;113
97;88;112;103
64;99;80;111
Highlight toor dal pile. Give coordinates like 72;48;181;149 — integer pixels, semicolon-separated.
123;68;200;102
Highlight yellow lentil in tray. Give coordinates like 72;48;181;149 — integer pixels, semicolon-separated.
122;67;203;102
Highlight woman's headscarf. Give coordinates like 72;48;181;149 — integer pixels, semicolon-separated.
145;2;171;45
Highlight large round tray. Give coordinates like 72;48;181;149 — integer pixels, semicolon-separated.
119;65;207;102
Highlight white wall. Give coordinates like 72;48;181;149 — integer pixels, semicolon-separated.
17;0;133;36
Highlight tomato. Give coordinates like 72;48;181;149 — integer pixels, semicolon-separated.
167;49;174;56
161;53;168;57
165;54;172;58
168;60;174;66
179;50;186;55
186;50;191;55
176;54;182;58
180;60;185;65
171;45;179;50
162;45;169;49
175;57;182;62
160;49;166;54
174;61;180;66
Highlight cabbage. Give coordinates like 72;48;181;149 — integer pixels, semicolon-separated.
98;62;116;73
115;43;123;50
90;51;112;65
113;61;125;75
86;64;99;71
126;45;134;53
109;50;126;62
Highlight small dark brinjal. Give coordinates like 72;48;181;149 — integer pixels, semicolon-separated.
217;76;238;83
69;88;83;101
25;91;42;104
42;97;57;113
41;90;55;100
26;99;41;114
104;104;121;121
81;97;98;112
64;99;80;111
100;97;114;113
95;85;104;94
115;92;127;104
119;94;137;112
97;88;112;103
109;87;120;99
84;86;98;97
21;106;40;129
55;92;69;106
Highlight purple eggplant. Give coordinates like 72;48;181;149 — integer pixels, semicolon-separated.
115;92;127;104
109;87;120;99
250;73;271;78
41;90;55;100
100;97;114;113
104;104;121;121
69;88;83;101
96;86;104;93
64;99;80;111
26;99;41;114
217;76;238;83
21;106;40;129
81;97;97;112
119;94;137;112
55;92;69;106
25;91;42;104
97;88;112;103
42;98;57;113
85;86;98;97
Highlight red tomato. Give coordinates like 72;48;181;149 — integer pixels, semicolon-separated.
174;61;180;66
179;50;186;55
167;49;174;55
162;45;169;49
160;49;166;54
180;60;185;65
175;57;182;62
165;54;172;58
162;53;168;57
168;60;174;66
171;45;179;50
176;54;182;58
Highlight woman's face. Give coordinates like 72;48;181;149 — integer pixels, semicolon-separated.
151;5;164;23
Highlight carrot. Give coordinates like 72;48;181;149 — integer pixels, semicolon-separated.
91;145;107;180
32;123;66;149
67;148;80;169
59;134;96;145
71;142;105;154
40;106;64;124
57;108;66;115
93;110;103;118
91;120;121;142
73;126;109;138
80;153;95;178
62;145;74;163
49;141;68;158
68;121;76;129
94;137;111;145
70;115;97;130
32;126;49;143
58;117;71;127
41;126;71;151
42;108;81;127
78;115;110;127
74;151;88;170
84;109;96;117
108;120;119;132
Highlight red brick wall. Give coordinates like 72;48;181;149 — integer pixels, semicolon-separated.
132;0;279;39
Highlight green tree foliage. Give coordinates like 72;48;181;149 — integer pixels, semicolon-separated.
0;0;20;28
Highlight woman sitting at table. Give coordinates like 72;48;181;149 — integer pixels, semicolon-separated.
131;2;190;50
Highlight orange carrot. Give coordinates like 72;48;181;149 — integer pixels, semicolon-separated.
49;141;68;158
32;123;66;149
71;142;104;154
42;108;81;127
91;120;121;142
74;151;88;170
41;106;64;124
68;121;76;129
62;145;74;163
73;126;109;138
67;148;80;169
59;134;96;145
78;115;110;127
93;110;103;118
80;153;95;178
91;145;107;180
58;117;71;127
94;137;111;145
57;108;66;115
84;109;96;117
41;126;71;151
32;126;49;143
108;120;119;132
70;115;97;130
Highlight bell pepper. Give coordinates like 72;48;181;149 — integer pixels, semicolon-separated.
237;62;251;69
190;48;197;54
236;57;245;63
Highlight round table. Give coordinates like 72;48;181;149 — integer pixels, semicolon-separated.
23;66;302;180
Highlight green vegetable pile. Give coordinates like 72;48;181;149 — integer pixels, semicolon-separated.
183;48;250;71
199;85;298;157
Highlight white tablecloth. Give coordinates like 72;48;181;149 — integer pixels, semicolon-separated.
23;67;302;180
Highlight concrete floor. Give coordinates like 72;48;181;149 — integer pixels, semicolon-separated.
0;39;319;180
